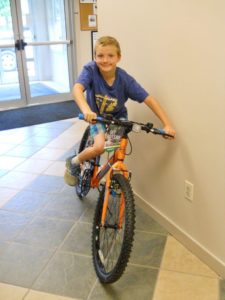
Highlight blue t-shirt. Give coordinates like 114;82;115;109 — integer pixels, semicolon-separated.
76;61;149;118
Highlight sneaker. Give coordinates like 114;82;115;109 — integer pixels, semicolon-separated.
64;156;80;186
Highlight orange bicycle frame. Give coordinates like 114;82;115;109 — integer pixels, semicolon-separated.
90;136;129;227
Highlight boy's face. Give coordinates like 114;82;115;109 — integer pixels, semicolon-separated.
95;45;121;75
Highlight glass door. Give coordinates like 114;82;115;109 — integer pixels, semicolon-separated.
0;0;75;109
0;0;24;107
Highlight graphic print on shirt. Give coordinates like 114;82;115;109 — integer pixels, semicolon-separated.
95;94;118;114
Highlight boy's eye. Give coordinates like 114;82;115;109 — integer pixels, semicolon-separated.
96;53;116;59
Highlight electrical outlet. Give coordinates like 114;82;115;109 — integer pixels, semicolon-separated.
184;180;194;202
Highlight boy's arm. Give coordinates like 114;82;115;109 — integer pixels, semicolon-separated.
144;95;176;138
72;83;97;123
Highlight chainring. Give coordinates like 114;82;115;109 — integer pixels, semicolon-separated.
76;162;93;198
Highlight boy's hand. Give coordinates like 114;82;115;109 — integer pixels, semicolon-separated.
163;125;176;139
83;111;97;123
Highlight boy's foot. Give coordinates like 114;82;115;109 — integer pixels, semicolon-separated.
64;156;80;186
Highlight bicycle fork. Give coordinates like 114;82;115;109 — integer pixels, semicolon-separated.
100;160;127;228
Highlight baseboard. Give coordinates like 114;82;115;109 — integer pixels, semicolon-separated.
134;191;225;279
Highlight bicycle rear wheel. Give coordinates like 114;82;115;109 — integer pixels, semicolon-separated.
78;125;91;153
92;173;135;283
76;126;93;198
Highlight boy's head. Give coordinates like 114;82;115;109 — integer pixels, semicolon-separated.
94;36;121;57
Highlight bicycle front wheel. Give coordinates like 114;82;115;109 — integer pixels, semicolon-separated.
92;173;135;283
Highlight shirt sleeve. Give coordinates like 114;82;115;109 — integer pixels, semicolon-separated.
75;62;93;90
127;76;149;103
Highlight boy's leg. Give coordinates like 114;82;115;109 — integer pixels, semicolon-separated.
64;124;105;186
76;131;105;162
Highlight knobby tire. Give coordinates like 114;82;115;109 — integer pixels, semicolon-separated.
92;173;135;283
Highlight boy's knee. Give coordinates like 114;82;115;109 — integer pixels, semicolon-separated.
93;144;105;156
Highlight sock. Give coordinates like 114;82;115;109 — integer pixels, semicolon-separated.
71;155;81;165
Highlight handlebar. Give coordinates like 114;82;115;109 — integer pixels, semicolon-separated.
78;113;173;138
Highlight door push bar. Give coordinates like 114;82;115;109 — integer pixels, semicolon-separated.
14;39;71;51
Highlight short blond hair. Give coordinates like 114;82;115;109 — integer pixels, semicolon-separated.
95;36;121;57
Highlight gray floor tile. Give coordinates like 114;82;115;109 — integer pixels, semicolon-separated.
21;136;55;147
79;205;95;223
2;190;52;214
135;205;168;235
0;241;10;256
61;222;92;256
15;217;74;249
56;187;98;222
59;144;78;161
220;279;225;300
81;188;99;204
59;184;80;197
79;196;98;223
39;120;74;130
33;252;96;299
89;265;158;300
0;242;54;287
7;144;42;158
32;127;66;138
60;184;98;202
0;210;33;241
130;231;167;267
39;193;88;221
25;175;65;193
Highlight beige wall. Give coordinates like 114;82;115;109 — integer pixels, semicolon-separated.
97;0;225;276
74;0;93;74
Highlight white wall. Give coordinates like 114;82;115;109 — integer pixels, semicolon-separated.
97;0;225;277
74;0;93;73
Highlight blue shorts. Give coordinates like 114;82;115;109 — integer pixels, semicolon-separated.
90;118;127;140
90;122;106;139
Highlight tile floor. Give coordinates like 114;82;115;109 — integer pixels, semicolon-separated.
0;117;224;300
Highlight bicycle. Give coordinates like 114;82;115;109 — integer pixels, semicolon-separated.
75;113;172;283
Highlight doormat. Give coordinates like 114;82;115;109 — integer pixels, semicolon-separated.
0;100;80;131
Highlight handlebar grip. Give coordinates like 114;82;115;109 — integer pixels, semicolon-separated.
78;113;104;122
151;128;165;135
78;113;84;120
158;129;166;135
152;128;174;138
96;116;104;121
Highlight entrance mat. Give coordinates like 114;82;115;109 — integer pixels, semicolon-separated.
0;100;80;130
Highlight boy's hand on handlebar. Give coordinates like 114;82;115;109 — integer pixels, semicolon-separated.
163;125;176;139
83;111;97;123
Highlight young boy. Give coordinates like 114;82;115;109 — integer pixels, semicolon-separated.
64;36;176;186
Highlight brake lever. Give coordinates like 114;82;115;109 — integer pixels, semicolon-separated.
141;122;153;133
